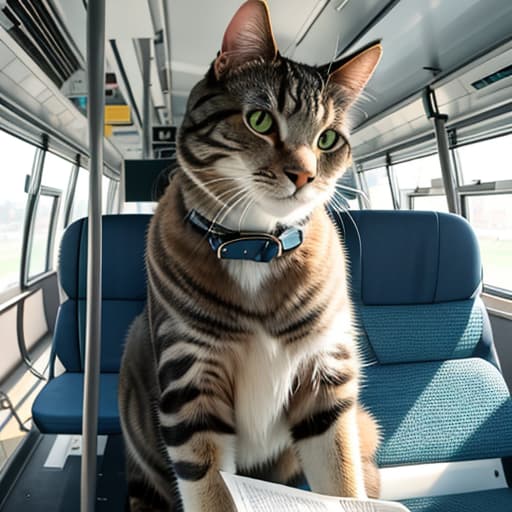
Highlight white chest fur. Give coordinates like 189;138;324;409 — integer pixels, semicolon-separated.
223;260;274;294
234;329;300;469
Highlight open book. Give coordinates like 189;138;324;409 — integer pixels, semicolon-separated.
221;472;410;512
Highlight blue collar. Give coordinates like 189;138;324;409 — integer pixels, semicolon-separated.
185;209;303;263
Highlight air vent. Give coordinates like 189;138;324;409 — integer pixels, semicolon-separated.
471;64;512;90
0;0;81;88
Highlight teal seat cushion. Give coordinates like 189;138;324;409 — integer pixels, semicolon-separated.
360;358;512;466
402;488;512;511
32;372;119;434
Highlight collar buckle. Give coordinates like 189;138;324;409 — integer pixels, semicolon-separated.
216;234;282;263
186;209;303;263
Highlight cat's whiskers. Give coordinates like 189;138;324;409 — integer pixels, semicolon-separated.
238;196;257;232
217;189;254;226
200;176;253;187
188;186;253;256
334;183;369;204
237;187;268;231
327;193;364;279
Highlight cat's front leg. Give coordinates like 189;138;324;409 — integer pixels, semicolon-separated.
166;433;236;511
288;374;367;498
160;396;238;511
295;403;367;498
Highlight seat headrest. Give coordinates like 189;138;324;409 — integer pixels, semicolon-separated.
338;210;481;305
59;215;151;300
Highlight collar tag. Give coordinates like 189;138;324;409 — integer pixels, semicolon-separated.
217;235;282;262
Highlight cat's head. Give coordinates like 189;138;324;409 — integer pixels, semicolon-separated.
177;0;381;230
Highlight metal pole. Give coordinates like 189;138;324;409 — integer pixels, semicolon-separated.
433;116;458;213
161;0;174;124
140;38;152;159
385;153;401;210
81;0;105;511
422;87;459;214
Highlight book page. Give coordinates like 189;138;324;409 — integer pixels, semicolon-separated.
220;472;410;512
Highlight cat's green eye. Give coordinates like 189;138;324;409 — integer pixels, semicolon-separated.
247;110;274;135
317;129;340;151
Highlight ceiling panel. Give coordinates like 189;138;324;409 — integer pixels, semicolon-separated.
291;0;386;65
350;0;512;127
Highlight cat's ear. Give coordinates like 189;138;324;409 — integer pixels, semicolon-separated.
214;0;278;78
322;42;382;103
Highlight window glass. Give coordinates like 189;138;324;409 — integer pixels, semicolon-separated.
42;152;73;190
0;130;36;291
410;195;449;212
70;168;89;222
362;167;393;209
29;194;54;278
457;134;512;185
42;152;73;268
122;202;157;214
394;154;442;189
346;198;360;210
393;154;444;208
465;194;512;291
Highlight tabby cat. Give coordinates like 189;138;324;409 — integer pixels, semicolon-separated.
119;1;382;511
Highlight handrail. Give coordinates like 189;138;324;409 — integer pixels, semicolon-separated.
81;1;105;511
0;288;47;381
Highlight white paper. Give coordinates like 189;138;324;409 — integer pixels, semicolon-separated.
220;472;410;512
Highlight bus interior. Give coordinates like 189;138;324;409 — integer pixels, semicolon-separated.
0;0;511;511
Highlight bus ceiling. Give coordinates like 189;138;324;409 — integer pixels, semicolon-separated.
0;0;511;164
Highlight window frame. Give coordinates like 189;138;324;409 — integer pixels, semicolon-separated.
63;159;80;228
451;131;512;297
0;130;40;299
407;190;448;211
359;165;395;210
459;186;512;299
25;185;62;285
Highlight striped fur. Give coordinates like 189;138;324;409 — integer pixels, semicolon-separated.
119;1;382;510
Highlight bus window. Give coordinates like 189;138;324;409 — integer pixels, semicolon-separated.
122;202;157;214
410;195;449;212
70;167;89;222
393;154;447;212
0;130;36;293
457;134;512;293
28;193;55;279
464;194;512;292
39;152;73;270
457;133;511;185
361;167;393;209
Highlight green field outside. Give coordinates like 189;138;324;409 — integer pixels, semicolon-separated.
479;238;512;291
0;237;47;288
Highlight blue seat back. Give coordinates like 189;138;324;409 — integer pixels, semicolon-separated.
333;210;512;467
54;215;151;373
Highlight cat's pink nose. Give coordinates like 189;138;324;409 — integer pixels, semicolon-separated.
283;146;316;190
284;169;316;189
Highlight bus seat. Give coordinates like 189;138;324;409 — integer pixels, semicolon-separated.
32;214;151;434
337;210;512;509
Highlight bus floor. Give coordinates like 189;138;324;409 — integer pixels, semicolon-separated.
0;433;128;511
